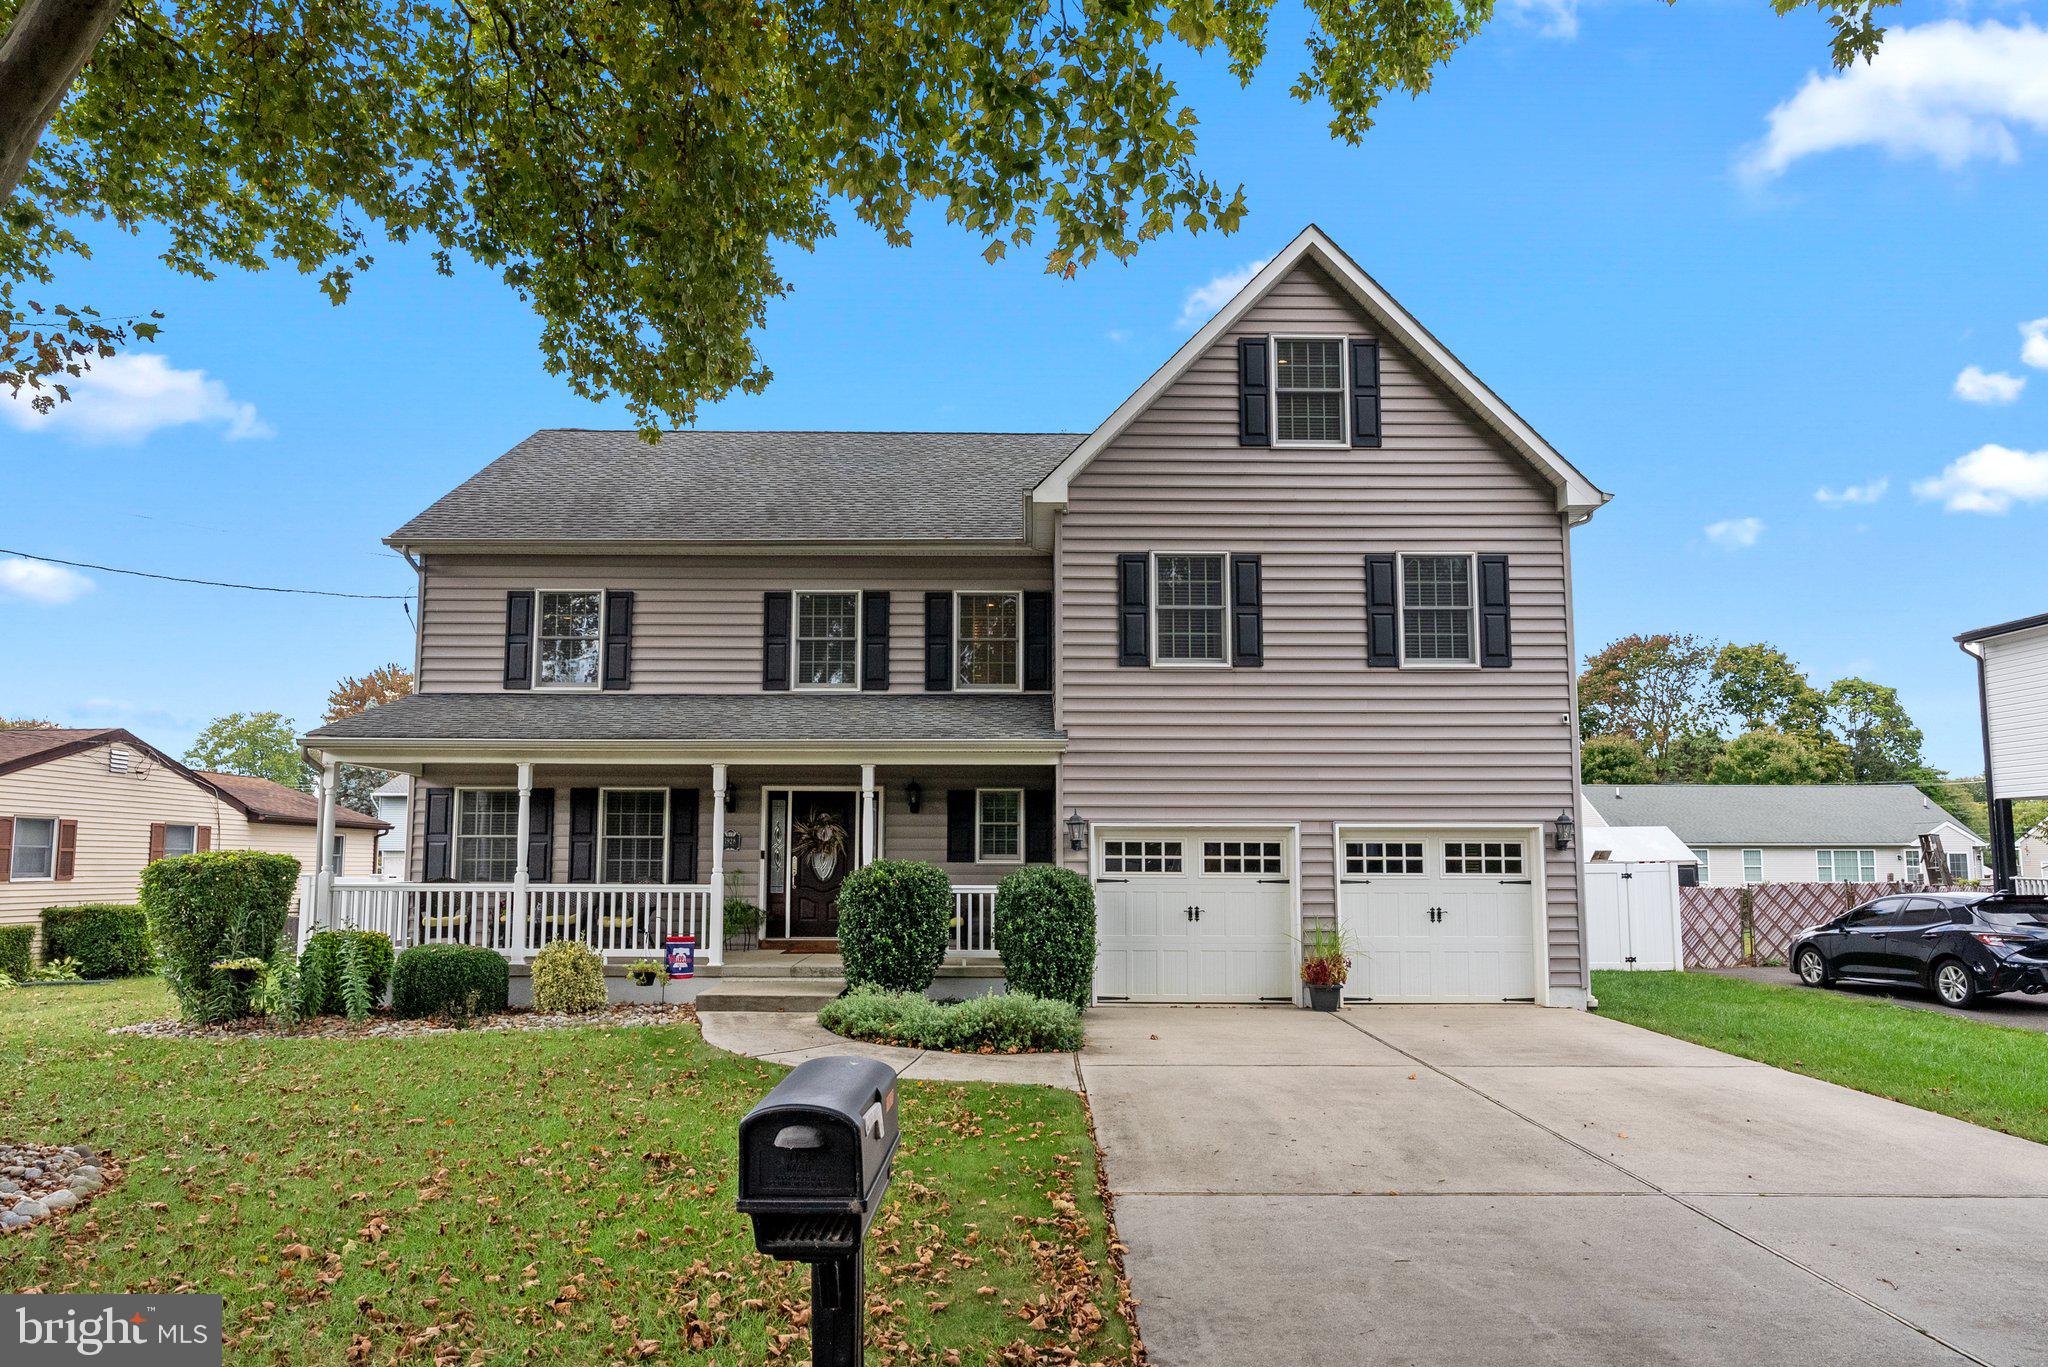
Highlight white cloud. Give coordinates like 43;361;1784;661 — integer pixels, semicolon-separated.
2022;317;2048;369
1177;259;1268;329
1815;477;1890;505
0;557;93;605
1502;0;1579;39
1914;444;2048;512
1105;328;1132;345
1704;516;1765;549
1739;20;2048;181
1;353;272;444
1954;365;2027;403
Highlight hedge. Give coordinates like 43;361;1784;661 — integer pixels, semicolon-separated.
298;929;396;1016
992;865;1097;1008
40;904;154;978
391;945;510;1020
817;988;1082;1053
0;925;31;980
836;859;952;993
140;850;300;1022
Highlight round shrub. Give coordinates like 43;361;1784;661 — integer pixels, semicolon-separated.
39;904;154;978
392;945;510;1020
0;925;32;981
530;939;607;1014
993;865;1097;1008
297;929;396;1016
140;850;300;1023
835;860;952;993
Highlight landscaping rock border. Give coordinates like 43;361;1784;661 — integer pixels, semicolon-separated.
109;1003;696;1040
1;1143;118;1235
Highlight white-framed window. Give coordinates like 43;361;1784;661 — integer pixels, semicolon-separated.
1101;839;1182;874
1345;840;1424;876
330;833;346;874
8;816;57;880
1906;847;1922;881
1741;849;1762;884
535;589;604;689
1689;848;1712;881
955;592;1022;691
975;789;1024;864
602;789;669;884
1203;839;1284;875
1444;840;1525;876
162;824;199;858
1272;337;1346;445
456;790;520;882
1153;553;1227;664
1947;852;1970;880
1399;554;1475;664
794;590;861;690
1817;848;1876;883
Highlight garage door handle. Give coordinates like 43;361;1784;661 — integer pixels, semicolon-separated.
1257;877;1291;884
1498;879;1532;885
1340;878;1371;884
1095;878;1129;884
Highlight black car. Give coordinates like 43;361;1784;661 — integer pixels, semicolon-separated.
1789;891;2048;1008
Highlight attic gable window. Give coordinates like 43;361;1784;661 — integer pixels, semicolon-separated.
1274;338;1344;444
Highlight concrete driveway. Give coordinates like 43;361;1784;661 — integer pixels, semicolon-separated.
1081;1004;2048;1366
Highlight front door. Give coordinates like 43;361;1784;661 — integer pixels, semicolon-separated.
789;791;858;938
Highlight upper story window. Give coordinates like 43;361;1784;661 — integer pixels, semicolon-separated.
457;790;519;882
956;592;1021;690
602;789;668;884
795;590;861;690
1400;554;1474;664
537;590;603;688
9;817;56;880
1274;338;1345;444
1154;553;1227;664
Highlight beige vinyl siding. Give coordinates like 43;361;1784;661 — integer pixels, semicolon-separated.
415;554;1052;693
1982;624;2048;800
1055;261;1586;990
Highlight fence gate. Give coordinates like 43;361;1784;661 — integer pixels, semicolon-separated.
1586;862;1683;970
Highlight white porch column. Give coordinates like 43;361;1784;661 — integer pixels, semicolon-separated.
511;763;533;963
313;757;338;932
859;764;877;864
708;764;728;963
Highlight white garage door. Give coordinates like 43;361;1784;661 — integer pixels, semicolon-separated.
1094;829;1297;1003
1337;830;1538;1003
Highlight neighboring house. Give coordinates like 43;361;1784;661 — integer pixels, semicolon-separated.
1956;610;2048;892
2020;821;2048;882
1582;784;1986;888
302;224;1611;1007
371;774;409;879
0;728;387;933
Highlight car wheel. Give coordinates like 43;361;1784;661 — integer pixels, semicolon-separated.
1795;947;1831;988
1933;958;1978;1009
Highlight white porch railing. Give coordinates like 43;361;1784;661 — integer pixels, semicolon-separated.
2017;877;2048;897
314;879;720;964
951;885;998;957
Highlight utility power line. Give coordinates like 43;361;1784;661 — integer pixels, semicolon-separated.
0;546;414;601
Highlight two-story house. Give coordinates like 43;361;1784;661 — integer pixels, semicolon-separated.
302;225;1610;1007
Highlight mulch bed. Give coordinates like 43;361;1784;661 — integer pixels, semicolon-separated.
109;1003;698;1040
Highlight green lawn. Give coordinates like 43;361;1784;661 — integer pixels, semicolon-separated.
1594;970;2048;1145
0;980;1134;1365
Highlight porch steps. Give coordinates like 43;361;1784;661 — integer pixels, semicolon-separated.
694;977;847;1013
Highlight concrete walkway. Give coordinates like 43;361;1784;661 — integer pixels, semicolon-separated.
697;1010;1081;1089
1082;1003;2048;1366
1711;964;2048;1033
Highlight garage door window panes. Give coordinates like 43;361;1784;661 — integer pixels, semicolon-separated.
1203;840;1283;875
1154;555;1226;663
1346;841;1423;875
1444;840;1525;875
1101;839;1182;874
1817;848;1875;882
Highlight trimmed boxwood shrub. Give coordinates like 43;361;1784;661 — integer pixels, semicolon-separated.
817;987;1082;1053
0;925;31;981
391;944;510;1020
140;850;300;1022
40;904;154;978
530;939;607;1014
297;929;396;1016
993;865;1097;1008
835;859;952;993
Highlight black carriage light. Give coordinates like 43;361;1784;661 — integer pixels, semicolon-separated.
1065;809;1088;853
904;779;922;814
1554;807;1576;852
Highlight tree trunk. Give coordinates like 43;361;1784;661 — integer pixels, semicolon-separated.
0;0;124;201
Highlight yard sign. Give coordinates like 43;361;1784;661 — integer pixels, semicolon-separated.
664;935;696;980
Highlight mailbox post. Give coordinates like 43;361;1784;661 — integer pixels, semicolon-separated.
737;1057;900;1367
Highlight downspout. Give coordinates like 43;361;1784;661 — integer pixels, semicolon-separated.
1957;638;2011;892
1562;509;1593;1007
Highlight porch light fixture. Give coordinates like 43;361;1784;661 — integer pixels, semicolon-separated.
905;779;922;814
1064;810;1088;853
1554;808;1575;852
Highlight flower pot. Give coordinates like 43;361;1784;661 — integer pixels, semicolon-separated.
629;971;657;987
1304;983;1342;1012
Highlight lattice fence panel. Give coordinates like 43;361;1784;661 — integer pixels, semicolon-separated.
1679;882;1916;968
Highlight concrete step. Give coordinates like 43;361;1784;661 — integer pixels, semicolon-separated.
694;978;847;1013
721;959;846;980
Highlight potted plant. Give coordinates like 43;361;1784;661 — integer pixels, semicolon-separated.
627;960;661;987
792;813;849;880
723;897;763;951
1299;926;1353;1012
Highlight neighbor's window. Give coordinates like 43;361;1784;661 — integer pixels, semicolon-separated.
1906;848;1922;880
456;790;519;882
976;789;1023;864
1101;839;1182;874
1742;849;1763;884
1690;848;1712;882
1204;839;1283;875
1346;841;1423;876
795;591;860;689
956;592;1021;689
602;790;668;884
1947;852;1970;880
1400;555;1474;663
1273;338;1344;443
536;590;603;687
331;833;346;874
1444;840;1525;875
9;817;56;880
162;824;199;858
1817;848;1876;883
1154;554;1226;663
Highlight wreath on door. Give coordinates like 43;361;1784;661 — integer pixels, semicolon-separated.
792;813;849;881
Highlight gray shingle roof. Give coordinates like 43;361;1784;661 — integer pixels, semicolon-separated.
1584;784;1984;847
305;692;1062;744
388;430;1085;544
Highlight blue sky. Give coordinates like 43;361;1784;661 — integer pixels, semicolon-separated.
4;0;2045;772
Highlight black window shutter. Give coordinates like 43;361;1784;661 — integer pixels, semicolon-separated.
924;591;953;692
1350;339;1382;448
568;788;599;883
601;590;634;691
526;788;555;881
503;591;534;690
861;592;891;691
762;591;792;691
1023;590;1053;691
1365;554;1399;668
1230;555;1264;667
423;787;454;881
1025;791;1055;863
1238;337;1271;447
1116;554;1150;666
1478;555;1512;669
668;789;700;883
946;790;974;863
